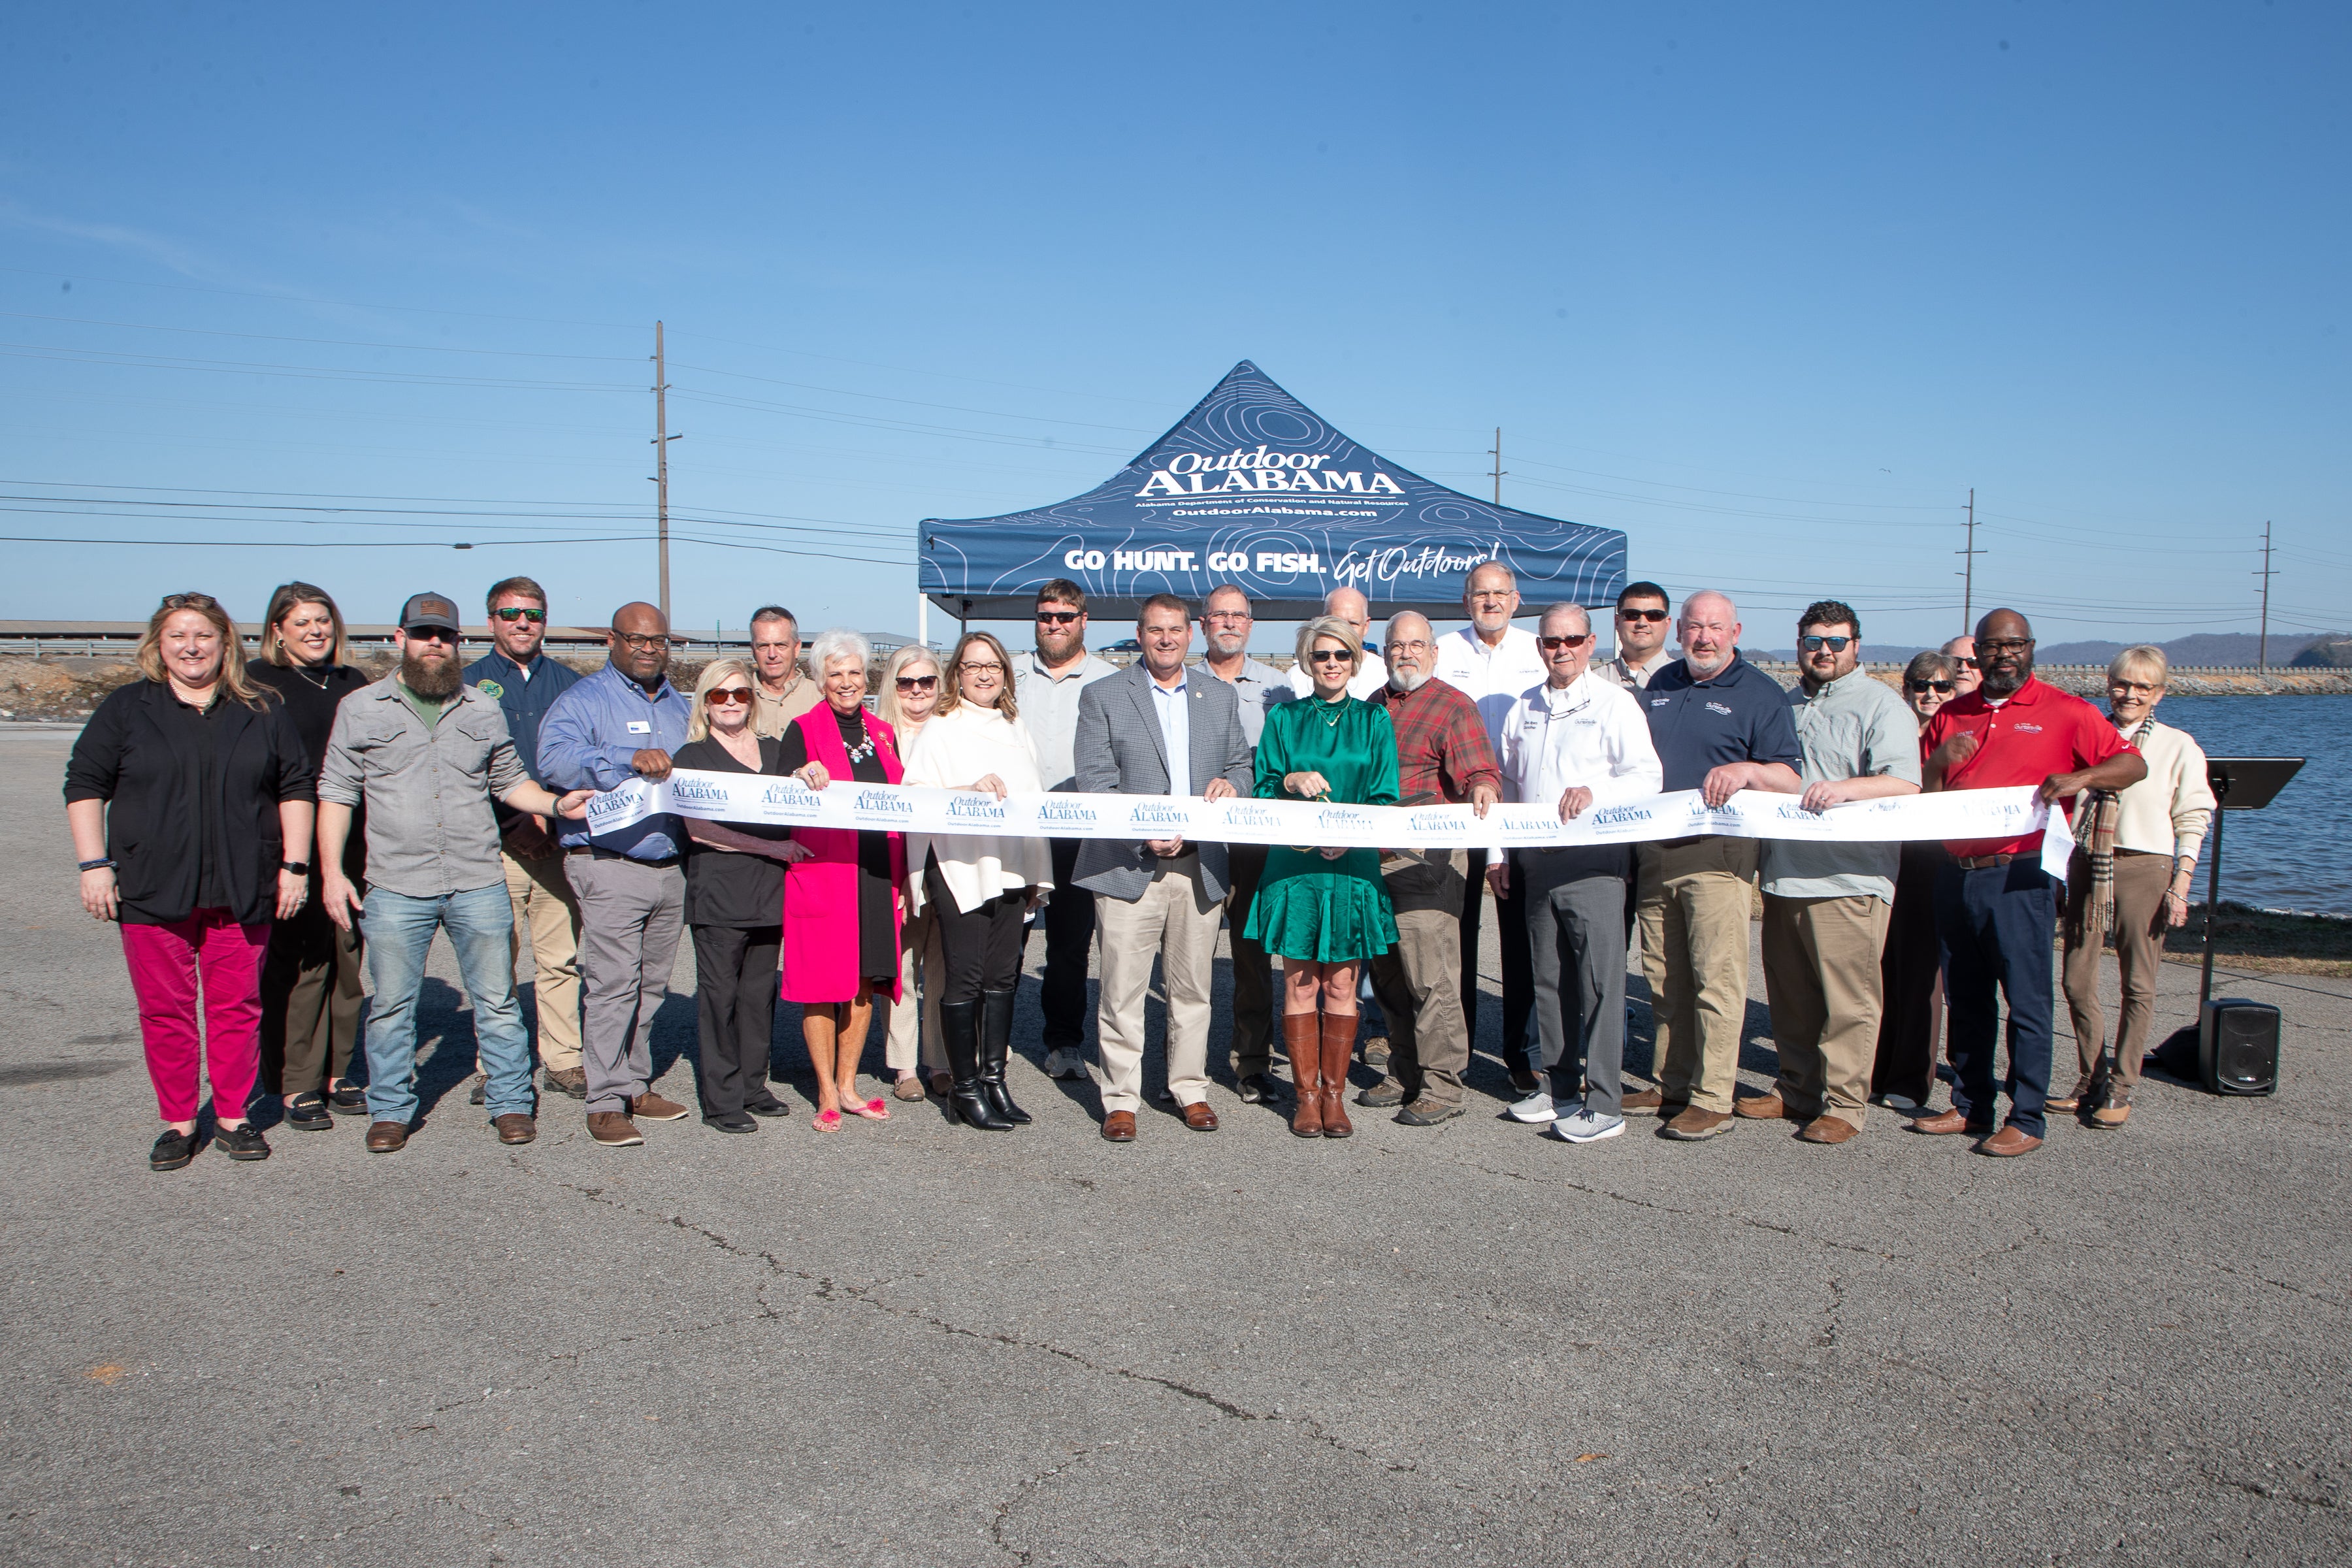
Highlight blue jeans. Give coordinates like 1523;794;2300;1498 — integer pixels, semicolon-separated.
362;883;534;1124
1935;858;2057;1139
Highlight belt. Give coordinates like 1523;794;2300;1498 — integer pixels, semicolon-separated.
1955;852;2018;870
566;846;683;869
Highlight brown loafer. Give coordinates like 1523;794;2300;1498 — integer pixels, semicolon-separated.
891;1075;928;1103
1661;1107;1733;1141
493;1113;536;1146
1181;1102;1219;1132
1797;1115;1858;1145
1733;1092;1788;1120
630;1092;690;1122
2046;1075;2096;1113
1907;1107;1990;1136
1976;1125;2044;1158
365;1120;408;1154
587;1111;643;1147
1620;1088;1674;1115
1100;1110;1137;1143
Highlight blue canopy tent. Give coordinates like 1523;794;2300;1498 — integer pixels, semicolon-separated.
919;361;1626;623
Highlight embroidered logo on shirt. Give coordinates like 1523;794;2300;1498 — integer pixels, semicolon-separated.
1705;701;1734;717
2014;723;2044;733
476;679;505;699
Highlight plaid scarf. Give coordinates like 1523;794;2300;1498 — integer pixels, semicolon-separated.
2068;713;2156;946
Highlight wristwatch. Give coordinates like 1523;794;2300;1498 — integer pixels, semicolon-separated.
281;860;311;875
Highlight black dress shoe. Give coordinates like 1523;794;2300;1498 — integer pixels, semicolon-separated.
703;1111;758;1134
283;1092;334;1132
150;1127;196;1171
1236;1072;1279;1105
743;1095;791;1119
212;1122;271;1162
326;1083;367;1113
1509;1070;1541;1096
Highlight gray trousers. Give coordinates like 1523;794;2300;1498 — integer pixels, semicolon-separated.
565;854;687;1115
1521;848;1629;1118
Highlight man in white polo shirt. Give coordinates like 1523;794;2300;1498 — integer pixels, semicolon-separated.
1285;586;1389;701
1432;561;1550;1094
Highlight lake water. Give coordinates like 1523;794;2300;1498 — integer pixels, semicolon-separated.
2148;696;2348;917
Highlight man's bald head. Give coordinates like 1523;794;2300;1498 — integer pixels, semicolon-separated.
611;601;668;636
1974;608;2036;698
607;600;672;688
1676;589;1741;678
1323;587;1371;631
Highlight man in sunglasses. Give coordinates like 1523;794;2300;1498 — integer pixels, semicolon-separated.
1013;580;1119;1081
464;577;588;1098
1913;609;2144;1157
1941;634;1982;698
1750;601;1920;1145
1627;589;1803;1141
537;602;699;1146
1598;580;1676;691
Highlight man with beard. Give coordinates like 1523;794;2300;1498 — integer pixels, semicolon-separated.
1196;584;1292;1102
1362;612;1499;1125
536;602;700;1147
317;593;595;1151
1913;609;2144;1157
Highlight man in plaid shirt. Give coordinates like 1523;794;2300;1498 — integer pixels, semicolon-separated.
1363;612;1501;1125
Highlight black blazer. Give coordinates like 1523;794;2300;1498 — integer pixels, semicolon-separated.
65;681;315;926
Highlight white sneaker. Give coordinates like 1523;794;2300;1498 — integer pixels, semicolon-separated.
1550;1104;1626;1143
1042;1047;1084;1080
1876;1091;1921;1113
1507;1090;1555;1124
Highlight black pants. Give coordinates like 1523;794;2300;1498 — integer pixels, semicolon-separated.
1462;847;1536;1078
257;893;365;1097
1224;841;1275;1075
691;923;779;1118
1936;859;2056;1139
929;863;1028;1005
1028;836;1095;1050
1871;841;1947;1105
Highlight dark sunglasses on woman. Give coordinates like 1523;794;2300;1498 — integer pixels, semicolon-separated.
1906;679;1954;694
896;674;938;692
705;687;752;706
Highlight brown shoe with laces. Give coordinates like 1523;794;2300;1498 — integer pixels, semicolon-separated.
587;1111;643;1147
1100;1110;1137;1143
1181;1102;1219;1132
631;1091;689;1122
493;1113;536;1146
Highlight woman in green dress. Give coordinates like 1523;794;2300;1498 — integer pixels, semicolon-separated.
1247;615;1401;1139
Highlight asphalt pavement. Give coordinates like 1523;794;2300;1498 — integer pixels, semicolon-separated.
1;722;2345;1567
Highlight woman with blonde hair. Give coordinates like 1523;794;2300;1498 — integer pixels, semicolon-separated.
65;593;316;1170
2056;645;2213;1128
1247;615;1400;1139
903;631;1053;1130
876;644;949;1099
247;582;373;1129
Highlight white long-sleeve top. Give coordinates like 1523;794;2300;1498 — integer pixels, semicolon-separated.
2112;718;2215;862
902;703;1054;915
1494;672;1663;809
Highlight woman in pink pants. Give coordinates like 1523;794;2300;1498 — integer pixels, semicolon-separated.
65;593;317;1171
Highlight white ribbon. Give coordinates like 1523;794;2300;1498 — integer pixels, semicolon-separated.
585;772;2076;879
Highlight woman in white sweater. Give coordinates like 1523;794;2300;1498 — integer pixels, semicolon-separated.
2057;644;2214;1128
902;630;1054;1131
876;644;948;1100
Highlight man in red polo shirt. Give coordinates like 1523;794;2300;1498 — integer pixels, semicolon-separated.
1912;609;2146;1156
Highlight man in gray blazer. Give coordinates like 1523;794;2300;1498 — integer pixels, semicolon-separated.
1073;593;1255;1141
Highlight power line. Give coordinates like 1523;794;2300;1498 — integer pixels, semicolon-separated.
0;312;640;361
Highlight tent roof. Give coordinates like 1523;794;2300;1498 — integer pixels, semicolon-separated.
919;361;1626;621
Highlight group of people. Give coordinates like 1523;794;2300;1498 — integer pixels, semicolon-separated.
65;564;2215;1171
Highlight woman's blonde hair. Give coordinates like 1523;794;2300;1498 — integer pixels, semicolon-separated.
137;592;266;710
259;581;351;668
2108;644;2168;688
876;643;943;729
1293;615;1364;678
685;657;757;743
935;631;1019;720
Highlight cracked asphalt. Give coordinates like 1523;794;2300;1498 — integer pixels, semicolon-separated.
2;723;2346;1567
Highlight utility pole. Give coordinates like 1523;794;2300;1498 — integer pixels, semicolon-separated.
650;321;679;625
1957;487;1982;631
1488;427;1505;506
2257;519;2276;670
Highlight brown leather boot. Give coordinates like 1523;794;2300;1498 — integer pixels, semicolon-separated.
1284;1013;1324;1138
1319;1011;1356;1138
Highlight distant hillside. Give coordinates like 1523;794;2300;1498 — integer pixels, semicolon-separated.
1743;631;2345;668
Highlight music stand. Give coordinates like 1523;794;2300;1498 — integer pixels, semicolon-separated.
2196;757;2305;1011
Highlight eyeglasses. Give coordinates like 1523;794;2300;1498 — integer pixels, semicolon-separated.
1952;656;1980;669
706;688;752;706
1800;635;1853;653
2110;679;2161;695
1467;591;1516;604
613;631;675;651
492;606;546;624
896;674;939;692
1978;638;2034;655
1538;633;1592;651
1387;640;1434;655
1203;610;1252;623
959;661;1005;675
1036;610;1081;625
1618;607;1669;623
1307;649;1353;664
1906;679;1954;694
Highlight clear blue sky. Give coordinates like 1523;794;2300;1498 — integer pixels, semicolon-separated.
3;1;2345;655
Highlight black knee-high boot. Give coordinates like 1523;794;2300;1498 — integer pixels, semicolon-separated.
979;988;1030;1126
941;1000;1011;1131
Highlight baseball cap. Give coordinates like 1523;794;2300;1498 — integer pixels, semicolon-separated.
398;592;463;635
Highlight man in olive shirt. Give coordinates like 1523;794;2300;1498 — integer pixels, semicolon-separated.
317;593;592;1153
748;605;822;739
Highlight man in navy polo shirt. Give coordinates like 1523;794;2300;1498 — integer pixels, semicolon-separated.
1912;608;2143;1157
1624;590;1803;1141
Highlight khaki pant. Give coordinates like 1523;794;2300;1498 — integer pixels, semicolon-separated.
882;902;946;1076
504;848;584;1073
1368;883;1469;1107
1761;892;1892;1128
1637;837;1758;1115
2062;850;2171;1088
1091;853;1219;1112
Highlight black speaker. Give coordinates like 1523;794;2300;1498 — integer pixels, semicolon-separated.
2198;1000;2280;1096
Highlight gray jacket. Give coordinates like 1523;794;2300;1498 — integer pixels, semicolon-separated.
1070;662;1254;902
317;676;529;898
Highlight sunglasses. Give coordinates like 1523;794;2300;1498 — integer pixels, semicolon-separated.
896;674;939;692
1800;635;1852;653
1036;610;1081;625
1307;649;1353;663
1538;633;1592;651
492;606;546;623
1618;607;1669;623
1952;656;1980;669
1906;679;1954;694
706;687;752;706
405;627;459;644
